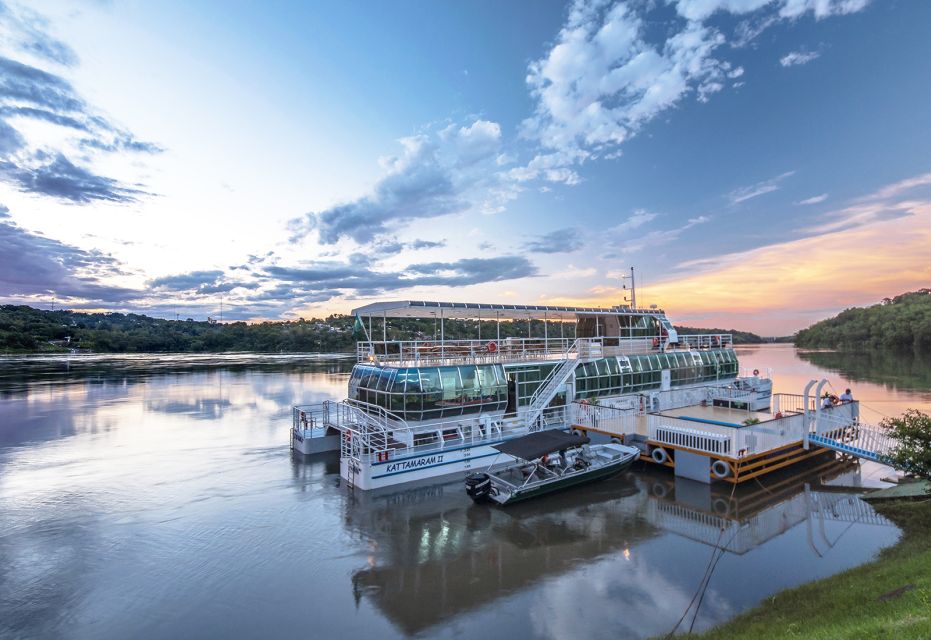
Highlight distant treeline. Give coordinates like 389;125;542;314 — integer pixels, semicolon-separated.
0;304;771;354
796;289;931;352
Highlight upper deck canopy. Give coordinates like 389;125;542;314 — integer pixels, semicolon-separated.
351;300;666;321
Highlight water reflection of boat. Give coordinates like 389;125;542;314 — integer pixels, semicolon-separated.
347;475;647;634
638;457;893;555
345;457;892;635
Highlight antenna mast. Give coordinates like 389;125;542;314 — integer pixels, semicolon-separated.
620;267;637;309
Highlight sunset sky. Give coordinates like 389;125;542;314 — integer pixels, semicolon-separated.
1;0;929;335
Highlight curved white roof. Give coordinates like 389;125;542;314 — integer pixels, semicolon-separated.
351;300;666;321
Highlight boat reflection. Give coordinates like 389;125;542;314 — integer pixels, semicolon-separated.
345;457;892;635
348;474;647;634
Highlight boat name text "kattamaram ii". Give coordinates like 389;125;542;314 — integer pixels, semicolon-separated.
384;455;444;473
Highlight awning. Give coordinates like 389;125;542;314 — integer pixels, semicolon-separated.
351;300;665;321
493;430;590;461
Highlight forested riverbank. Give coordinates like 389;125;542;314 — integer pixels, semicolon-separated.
796;290;931;352
0;304;773;354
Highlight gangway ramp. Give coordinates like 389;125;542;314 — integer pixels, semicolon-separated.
807;424;894;464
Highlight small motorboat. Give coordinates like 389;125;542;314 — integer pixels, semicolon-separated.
464;430;639;506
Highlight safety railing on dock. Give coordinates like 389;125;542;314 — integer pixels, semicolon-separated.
569;399;866;461
356;334;733;366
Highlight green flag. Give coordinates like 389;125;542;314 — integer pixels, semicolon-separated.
352;314;365;339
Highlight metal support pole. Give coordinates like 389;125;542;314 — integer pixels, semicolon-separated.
814;378;828;438
803;378;817;450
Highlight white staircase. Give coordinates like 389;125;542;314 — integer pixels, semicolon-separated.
524;339;600;428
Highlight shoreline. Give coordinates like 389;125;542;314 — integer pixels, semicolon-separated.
681;497;931;639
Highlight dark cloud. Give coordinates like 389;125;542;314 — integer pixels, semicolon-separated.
0;152;148;204
148;270;258;295
0;117;25;154
0;1;79;66
0;204;140;302
0;105;88;131
264;255;537;293
410;239;446;250
0;54;82;112
0;30;161;203
371;237;447;254
523;228;585;253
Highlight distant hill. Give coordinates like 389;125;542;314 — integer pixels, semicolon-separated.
1;304;771;354
796;289;931;351
674;326;779;344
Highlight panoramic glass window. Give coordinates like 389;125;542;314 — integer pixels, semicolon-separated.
350;364;506;421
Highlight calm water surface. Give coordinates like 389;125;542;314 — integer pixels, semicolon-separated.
1;345;929;639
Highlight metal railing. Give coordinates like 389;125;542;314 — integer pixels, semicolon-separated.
772;393;817;415
356;334;734;365
568;400;864;461
336;404;571;466
676;334;733;350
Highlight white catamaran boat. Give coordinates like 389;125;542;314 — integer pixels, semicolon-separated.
292;299;784;491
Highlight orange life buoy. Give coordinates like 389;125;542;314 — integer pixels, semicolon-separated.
752;369;760;376
486;341;498;353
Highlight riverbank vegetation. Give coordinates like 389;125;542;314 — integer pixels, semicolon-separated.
692;497;931;640
885;410;931;483
796;289;931;352
0;304;772;354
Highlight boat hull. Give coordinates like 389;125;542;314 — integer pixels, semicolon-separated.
341;442;512;490
493;455;637;506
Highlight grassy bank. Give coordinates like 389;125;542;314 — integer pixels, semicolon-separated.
690;498;931;640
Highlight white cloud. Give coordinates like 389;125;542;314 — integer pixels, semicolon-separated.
728;171;796;204
513;0;870;185
674;0;773;22
806;173;931;234
619;214;710;253
796;193;828;205
288;119;507;245
780;50;821;66
779;0;871;19
610;209;658;234
521;3;732;159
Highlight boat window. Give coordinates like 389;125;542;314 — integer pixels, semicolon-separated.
376;368;393;392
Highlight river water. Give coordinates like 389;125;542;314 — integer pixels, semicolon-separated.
1;345;929;639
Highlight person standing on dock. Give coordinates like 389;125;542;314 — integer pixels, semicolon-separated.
839;388;859;421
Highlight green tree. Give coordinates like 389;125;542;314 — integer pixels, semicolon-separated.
883;409;931;486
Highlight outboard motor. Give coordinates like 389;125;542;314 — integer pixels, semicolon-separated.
465;472;492;502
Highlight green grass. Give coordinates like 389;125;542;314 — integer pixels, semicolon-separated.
689;499;931;640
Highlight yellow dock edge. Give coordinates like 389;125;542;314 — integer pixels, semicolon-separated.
573;426;836;484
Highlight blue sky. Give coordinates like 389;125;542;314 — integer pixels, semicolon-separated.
1;0;929;334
